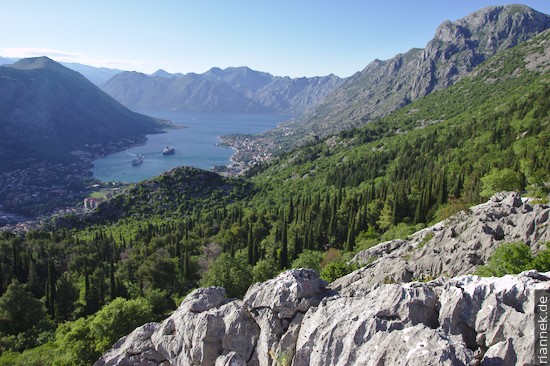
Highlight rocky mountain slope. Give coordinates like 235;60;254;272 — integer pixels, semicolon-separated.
96;192;550;365
335;191;550;290
0;57;163;172
273;4;550;144
100;66;343;115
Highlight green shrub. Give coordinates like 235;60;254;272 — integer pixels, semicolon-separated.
480;168;523;198
475;242;534;276
291;250;325;273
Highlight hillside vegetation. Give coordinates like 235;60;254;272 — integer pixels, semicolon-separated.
0;20;549;366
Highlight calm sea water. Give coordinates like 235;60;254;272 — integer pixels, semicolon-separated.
92;111;285;183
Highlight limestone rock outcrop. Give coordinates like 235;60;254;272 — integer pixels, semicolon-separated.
95;269;331;366
96;269;550;366
336;192;550;292
96;193;550;365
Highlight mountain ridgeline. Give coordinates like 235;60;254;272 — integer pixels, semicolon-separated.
100;66;343;115
0;57;163;172
267;4;550;146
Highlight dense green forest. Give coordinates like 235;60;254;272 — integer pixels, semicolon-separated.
0;31;549;365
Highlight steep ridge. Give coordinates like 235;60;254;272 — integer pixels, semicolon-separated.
101;66;343;115
0;57;162;172
96;192;550;365
272;4;550;144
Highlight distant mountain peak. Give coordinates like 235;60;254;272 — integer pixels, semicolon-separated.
10;56;65;71
151;69;174;78
283;4;550;142
433;4;550;54
8;56;84;80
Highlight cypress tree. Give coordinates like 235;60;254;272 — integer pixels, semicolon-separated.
27;259;42;298
292;231;301;260
437;172;448;205
346;213;356;252
279;217;288;270
288;198;294;223
247;224;254;265
183;246;190;281
46;259;56;316
109;259;116;300
0;258;3;295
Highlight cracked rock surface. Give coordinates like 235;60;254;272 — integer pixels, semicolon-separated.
95;270;550;366
96;193;550;366
337;192;550;290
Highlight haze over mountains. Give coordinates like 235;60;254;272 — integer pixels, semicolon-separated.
96;4;550;146
0;5;547;173
0;4;548;199
0;57;123;85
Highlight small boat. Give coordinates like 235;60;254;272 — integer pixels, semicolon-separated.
131;154;144;166
162;146;176;155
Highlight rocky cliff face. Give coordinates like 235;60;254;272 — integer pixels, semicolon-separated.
284;4;550;140
96;192;550;366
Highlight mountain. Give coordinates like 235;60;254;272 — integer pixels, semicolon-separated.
0;57;162;172
251;74;343;115
59;62;123;85
0;56;16;65
101;71;270;113
202;66;344;114
0;57;123;85
151;69;184;78
101;66;343;114
270;4;550;144
202;66;275;93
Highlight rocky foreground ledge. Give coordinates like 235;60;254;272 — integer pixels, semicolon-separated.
96;192;549;365
96;268;549;366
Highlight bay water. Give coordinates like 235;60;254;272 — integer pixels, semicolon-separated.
92;111;285;183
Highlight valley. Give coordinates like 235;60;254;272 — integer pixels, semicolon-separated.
0;4;549;366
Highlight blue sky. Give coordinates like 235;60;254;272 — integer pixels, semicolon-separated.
2;1;549;77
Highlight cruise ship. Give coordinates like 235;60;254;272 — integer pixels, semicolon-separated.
131;154;144;166
162;146;176;155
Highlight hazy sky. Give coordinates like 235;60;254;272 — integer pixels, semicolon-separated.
2;1;549;77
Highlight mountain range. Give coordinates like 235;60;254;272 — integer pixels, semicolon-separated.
100;67;343;115
255;4;550;146
96;5;550;147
